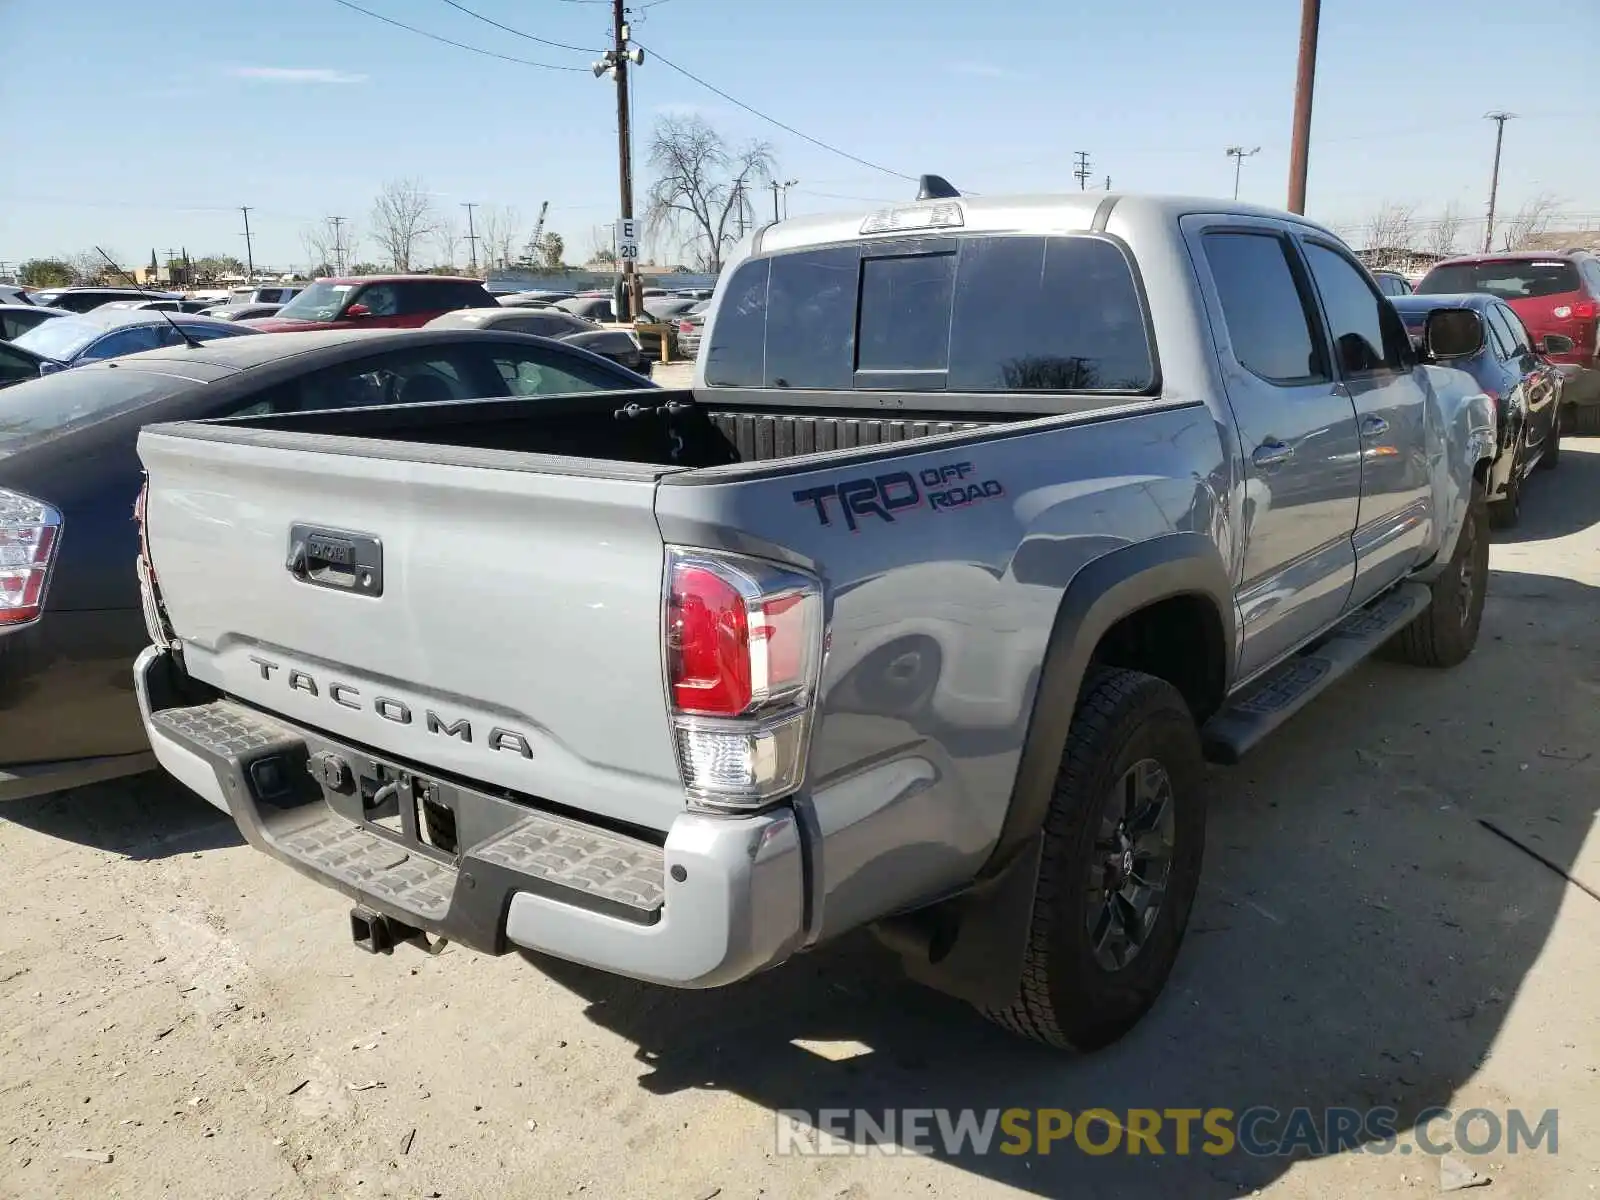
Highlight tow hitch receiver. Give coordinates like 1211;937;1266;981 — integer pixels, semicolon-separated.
349;906;449;956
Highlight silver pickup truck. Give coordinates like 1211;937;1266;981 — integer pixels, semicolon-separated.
132;186;1496;1051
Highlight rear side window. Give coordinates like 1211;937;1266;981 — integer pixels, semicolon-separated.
1202;231;1327;384
1418;260;1581;299
705;235;1154;394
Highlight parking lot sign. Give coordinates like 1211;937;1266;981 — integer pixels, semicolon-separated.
615;218;639;262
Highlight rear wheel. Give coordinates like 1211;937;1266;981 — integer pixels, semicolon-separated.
985;667;1206;1051
1539;420;1561;469
1388;480;1489;668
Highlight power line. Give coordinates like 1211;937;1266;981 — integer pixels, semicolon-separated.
434;0;599;54
330;0;588;70
629;40;915;182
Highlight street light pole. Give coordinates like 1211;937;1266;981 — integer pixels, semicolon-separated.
1226;146;1261;201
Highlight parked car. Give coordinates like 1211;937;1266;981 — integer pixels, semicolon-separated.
229;285;302;305
555;295;617;323
0;340;47;389
425;308;652;376
102;298;218;314
198;303;284;322
0;304;66;342
131;189;1495;1052
676;300;709;358
1416;249;1600;432
0;285;37;307
0;327;659;802
1393;293;1564;527
242;275;498;333
27;287;178;313
1372;270;1413;297
10;308;258;370
497;290;577;308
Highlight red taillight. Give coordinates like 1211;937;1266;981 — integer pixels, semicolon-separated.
678;320;694;334
669;564;753;716
665;549;824;807
1571;300;1597;321
0;489;63;628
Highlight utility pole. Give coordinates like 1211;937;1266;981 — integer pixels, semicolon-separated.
592;2;644;320
733;181;747;239
1105;176;1112;191
462;203;480;275
239;206;256;283
329;217;347;275
1226;146;1262;201
1286;0;1320;213
1073;151;1092;191
768;179;798;222
1483;112;1516;253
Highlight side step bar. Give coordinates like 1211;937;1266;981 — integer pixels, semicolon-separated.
1201;583;1430;765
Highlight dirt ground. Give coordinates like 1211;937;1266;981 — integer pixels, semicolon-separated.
3;445;1599;1200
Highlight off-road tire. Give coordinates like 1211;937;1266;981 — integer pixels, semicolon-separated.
1388;479;1489;668
984;667;1206;1051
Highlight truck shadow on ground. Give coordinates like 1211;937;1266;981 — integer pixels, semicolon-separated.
1494;436;1600;543
531;567;1600;1198
3;771;242;860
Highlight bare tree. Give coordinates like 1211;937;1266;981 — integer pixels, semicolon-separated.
1427;201;1464;257
477;205;522;273
301;221;338;275
1364;202;1418;252
67;248;122;284
644;115;773;272
1500;192;1561;250
370;178;437;272
432;220;463;270
588;226;617;266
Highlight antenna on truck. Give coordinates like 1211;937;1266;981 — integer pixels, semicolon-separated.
93;247;204;349
917;175;961;201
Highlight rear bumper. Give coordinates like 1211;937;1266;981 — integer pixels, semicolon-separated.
134;646;807;988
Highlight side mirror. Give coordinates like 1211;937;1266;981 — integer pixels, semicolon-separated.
38;360;63;376
1423;308;1484;360
1539;333;1575;356
345;303;372;319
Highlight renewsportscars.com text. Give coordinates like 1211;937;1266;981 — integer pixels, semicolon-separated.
774;1106;1558;1158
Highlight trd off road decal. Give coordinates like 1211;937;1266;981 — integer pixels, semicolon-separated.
793;461;1005;532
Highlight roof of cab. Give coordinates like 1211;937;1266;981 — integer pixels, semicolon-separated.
753;192;1343;256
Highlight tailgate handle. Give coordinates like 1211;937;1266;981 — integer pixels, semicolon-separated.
287;524;384;598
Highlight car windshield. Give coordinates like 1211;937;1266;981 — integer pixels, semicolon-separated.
11;315;103;361
1418;261;1580;299
0;367;184;450
274;281;355;321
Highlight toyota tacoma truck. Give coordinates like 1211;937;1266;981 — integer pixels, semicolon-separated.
129;185;1496;1050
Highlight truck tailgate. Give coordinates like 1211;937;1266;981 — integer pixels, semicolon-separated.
138;428;686;834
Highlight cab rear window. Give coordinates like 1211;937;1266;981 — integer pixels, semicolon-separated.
705;234;1155;394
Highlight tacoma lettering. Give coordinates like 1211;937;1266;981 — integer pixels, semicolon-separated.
240;662;530;759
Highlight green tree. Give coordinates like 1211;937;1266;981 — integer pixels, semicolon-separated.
194;254;246;280
540;232;565;270
18;258;74;287
348;262;384;276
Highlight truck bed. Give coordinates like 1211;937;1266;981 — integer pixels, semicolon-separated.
198;388;1004;473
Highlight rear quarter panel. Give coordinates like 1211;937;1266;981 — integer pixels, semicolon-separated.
656;402;1228;941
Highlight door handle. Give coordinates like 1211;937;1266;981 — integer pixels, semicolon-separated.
1360;415;1389;437
1252;438;1294;468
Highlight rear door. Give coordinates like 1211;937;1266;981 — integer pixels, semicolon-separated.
138;428;686;832
1297;236;1433;608
1184;218;1360;678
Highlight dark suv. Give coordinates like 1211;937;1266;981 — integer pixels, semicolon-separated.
1417;250;1600;432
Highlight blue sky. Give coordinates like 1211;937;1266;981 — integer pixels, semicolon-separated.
1;0;1596;272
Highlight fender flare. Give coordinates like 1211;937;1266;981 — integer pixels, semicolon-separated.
982;530;1236;878
875;532;1236;1010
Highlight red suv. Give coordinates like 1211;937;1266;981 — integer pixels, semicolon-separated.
242;275;498;333
1417;250;1600;432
